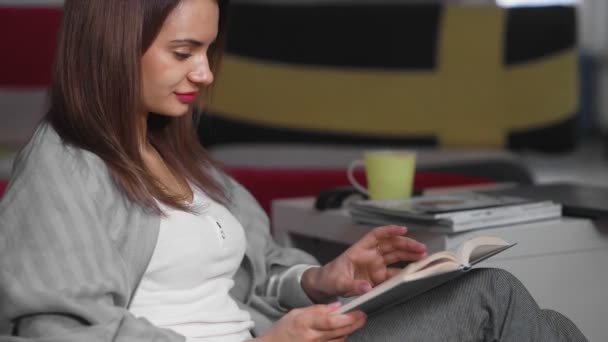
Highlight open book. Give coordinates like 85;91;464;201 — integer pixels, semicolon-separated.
336;236;515;315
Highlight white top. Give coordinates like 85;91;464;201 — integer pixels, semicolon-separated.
130;186;254;342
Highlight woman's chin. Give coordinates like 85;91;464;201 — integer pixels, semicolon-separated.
155;106;191;118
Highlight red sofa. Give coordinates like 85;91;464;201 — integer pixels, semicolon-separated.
0;169;493;213
223;167;493;214
0;180;7;198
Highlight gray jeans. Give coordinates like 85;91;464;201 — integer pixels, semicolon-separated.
348;268;587;342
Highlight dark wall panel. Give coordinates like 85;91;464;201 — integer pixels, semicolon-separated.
227;3;442;70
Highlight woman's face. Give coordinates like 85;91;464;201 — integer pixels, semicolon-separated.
141;0;219;117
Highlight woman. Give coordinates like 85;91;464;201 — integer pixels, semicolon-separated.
0;0;586;341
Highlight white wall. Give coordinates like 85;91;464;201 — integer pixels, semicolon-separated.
576;0;608;133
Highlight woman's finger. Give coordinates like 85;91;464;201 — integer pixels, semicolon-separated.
367;257;390;284
386;267;402;278
388;236;427;253
313;308;365;331
401;236;427;252
358;225;407;250
347;279;373;296
324;312;367;339
376;236;426;257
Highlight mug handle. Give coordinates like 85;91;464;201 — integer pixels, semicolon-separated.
347;159;368;196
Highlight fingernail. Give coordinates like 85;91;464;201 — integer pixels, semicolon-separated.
328;301;342;309
359;283;372;293
337;314;352;323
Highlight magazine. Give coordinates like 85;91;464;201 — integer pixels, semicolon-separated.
348;193;561;233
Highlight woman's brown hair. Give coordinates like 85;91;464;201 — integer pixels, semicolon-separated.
47;0;230;213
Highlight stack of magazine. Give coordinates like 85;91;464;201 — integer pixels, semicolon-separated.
348;192;562;233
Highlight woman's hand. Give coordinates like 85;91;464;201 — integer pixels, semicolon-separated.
255;302;366;342
302;225;427;302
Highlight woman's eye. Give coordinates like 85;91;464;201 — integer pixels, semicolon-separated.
173;52;191;60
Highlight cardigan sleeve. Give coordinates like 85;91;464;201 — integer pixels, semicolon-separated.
0;138;184;341
224;176;321;311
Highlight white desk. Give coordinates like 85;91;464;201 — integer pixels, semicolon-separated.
272;197;608;342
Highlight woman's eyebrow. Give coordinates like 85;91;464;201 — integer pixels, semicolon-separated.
170;39;204;46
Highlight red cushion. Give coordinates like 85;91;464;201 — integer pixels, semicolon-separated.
0;169;493;212
0;7;62;87
0;180;7;198
223;167;494;214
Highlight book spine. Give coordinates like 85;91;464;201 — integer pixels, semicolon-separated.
435;201;558;224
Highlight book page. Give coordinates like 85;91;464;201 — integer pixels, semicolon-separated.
401;260;461;282
364;251;461;303
400;250;460;276
456;236;510;264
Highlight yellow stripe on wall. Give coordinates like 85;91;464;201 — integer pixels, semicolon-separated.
504;50;578;129
435;6;506;146
210;56;439;134
209;6;577;147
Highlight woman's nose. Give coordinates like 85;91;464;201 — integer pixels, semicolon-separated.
188;57;214;86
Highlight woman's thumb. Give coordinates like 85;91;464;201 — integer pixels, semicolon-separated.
352;280;373;295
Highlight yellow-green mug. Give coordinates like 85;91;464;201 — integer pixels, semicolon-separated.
347;150;416;200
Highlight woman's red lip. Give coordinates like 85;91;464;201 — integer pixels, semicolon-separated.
175;92;197;103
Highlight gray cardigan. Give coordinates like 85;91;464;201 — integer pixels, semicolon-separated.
0;123;319;341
